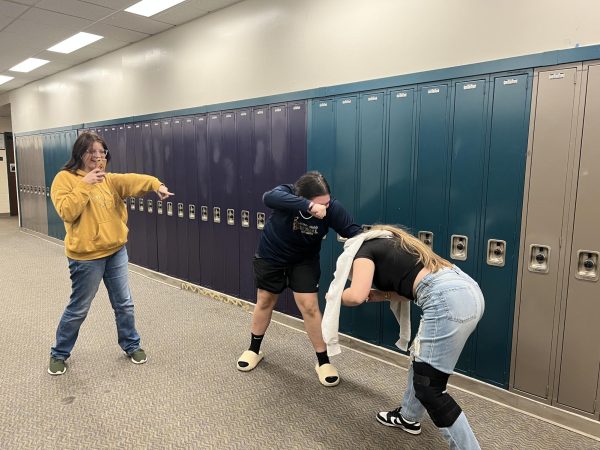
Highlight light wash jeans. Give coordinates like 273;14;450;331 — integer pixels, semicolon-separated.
51;246;142;360
402;265;484;450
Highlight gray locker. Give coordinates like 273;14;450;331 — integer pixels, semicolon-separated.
555;63;600;415
512;65;582;400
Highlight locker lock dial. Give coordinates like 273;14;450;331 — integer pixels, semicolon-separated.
528;244;550;274
418;231;434;248
575;250;599;282
487;239;506;267
450;235;468;261
257;212;266;230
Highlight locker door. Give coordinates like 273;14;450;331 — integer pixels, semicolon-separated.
270;104;292;314
411;83;451;345
355;91;386;345
42;135;54;237
196;116;212;288
308;99;336;314
512;66;580;399
36;135;48;235
182;117;197;283
333;96;358;334
162;119;178;277
133;123;147;268
125;124;139;265
153;121;168;275
253;106;272;293
222;111;239;297
208;113;226;292
414;83;451;257
478;73;531;387
449;78;489;376
286;101;308;318
237;109;256;301
556;64;600;414
172;117;189;281
382;88;416;351
142;122;158;271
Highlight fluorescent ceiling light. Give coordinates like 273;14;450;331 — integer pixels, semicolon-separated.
48;32;103;54
125;0;186;17
10;58;50;73
0;75;14;86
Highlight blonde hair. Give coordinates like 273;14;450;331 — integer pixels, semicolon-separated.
371;224;452;273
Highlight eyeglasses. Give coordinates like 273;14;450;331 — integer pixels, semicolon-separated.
86;149;108;156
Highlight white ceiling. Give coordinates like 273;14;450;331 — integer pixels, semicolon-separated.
0;0;244;99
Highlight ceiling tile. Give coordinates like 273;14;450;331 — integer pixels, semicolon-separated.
20;7;94;30
7;0;39;5
103;11;173;34
0;0;29;19
82;0;138;10
196;0;243;13
152;2;209;25
85;22;149;42
36;0;115;21
0;15;18;30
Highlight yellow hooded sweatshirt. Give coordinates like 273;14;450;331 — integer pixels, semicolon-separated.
51;169;162;260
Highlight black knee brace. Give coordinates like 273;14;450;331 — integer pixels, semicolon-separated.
412;361;462;428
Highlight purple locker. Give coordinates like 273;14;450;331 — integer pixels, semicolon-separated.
142;122;159;271
124;124;139;265
152;121;168;274
173;116;190;281
163;118;179;278
237;109;257;302
183;116;199;284
253;106;272;302
270;105;292;314
132;123;147;268
286;102;308;318
208;113;226;292
196;116;212;288
221;111;240;297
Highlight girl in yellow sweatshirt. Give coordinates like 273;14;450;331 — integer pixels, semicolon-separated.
48;131;172;375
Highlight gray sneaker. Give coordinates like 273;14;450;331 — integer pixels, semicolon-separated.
48;357;66;375
128;349;147;364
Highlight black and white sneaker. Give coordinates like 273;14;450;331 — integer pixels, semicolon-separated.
376;407;422;435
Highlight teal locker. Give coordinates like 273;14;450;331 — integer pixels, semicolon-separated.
449;78;489;375
354;92;386;345
382;88;417;351
43;134;58;238
333;96;359;335
414;83;451;256
411;83;451;345
477;73;531;387
308;99;336;314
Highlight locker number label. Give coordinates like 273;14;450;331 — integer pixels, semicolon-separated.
428;88;440;94
503;79;518;85
549;72;565;80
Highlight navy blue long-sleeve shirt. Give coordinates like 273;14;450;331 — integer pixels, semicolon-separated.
257;184;362;264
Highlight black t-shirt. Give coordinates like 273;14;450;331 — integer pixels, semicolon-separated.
354;237;424;300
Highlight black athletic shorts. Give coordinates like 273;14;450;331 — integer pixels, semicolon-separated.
253;255;321;294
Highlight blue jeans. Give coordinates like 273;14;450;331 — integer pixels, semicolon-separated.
51;246;141;360
402;266;484;450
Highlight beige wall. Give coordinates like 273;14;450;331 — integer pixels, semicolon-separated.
6;0;600;133
0;117;12;133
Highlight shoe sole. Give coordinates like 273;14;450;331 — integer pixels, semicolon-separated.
48;368;66;375
130;357;147;364
376;415;422;435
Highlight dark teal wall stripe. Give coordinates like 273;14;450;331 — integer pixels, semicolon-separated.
14;44;600;136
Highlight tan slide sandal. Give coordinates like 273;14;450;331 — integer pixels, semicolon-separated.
237;350;264;372
315;363;340;387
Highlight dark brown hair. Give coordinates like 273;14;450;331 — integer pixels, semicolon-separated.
294;171;330;199
63;131;110;173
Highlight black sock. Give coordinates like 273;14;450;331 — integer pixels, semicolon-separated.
316;351;330;366
249;333;264;354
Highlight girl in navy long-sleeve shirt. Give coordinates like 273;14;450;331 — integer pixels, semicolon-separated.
236;171;362;386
